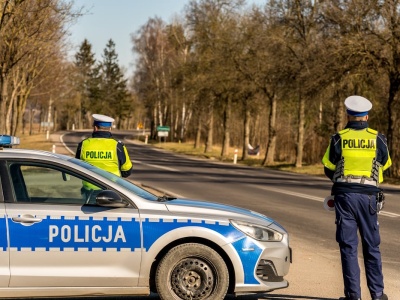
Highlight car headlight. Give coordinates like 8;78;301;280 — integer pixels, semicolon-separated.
230;220;283;242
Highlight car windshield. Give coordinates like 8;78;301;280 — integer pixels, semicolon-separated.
69;157;159;201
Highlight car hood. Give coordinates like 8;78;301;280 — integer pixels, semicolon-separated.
164;198;276;227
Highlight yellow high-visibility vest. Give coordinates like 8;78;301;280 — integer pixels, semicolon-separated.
322;128;390;183
81;138;121;175
80;138;121;190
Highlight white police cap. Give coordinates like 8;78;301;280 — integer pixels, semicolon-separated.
92;114;115;127
344;95;372;117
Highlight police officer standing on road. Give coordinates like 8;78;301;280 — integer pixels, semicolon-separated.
76;114;133;178
322;96;392;300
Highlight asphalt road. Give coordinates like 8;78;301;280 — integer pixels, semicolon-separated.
56;130;400;300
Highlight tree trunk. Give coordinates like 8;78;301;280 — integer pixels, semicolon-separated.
54;107;58;132
13;91;29;136
263;94;277;165
295;94;305;168
194;116;202;149
168;101;173;142
242;105;250;161
5;82;16;135
11;95;19;136
334;91;344;133
387;78;400;177
182;104;192;143
221;96;231;158
29;108;34;135
152;106;157;139
180;102;186;142
157;100;163;126
204;105;213;153
0;75;9;133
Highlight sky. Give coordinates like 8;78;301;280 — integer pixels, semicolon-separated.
68;0;264;77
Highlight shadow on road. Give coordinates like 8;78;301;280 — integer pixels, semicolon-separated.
227;294;337;300
31;294;337;300
101;293;338;300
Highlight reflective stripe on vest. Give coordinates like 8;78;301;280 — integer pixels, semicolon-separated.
322;144;336;171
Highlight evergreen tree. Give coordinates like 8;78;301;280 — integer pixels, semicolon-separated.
98;39;131;128
74;39;97;128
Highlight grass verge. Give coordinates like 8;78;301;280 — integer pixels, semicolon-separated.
16;133;55;152
153;141;400;184
152;141;325;176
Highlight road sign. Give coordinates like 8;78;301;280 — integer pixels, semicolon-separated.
157;131;169;137
41;122;54;128
157;126;170;132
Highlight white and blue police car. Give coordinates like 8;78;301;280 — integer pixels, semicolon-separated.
0;135;291;299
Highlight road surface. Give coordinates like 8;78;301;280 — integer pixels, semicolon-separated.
52;130;400;300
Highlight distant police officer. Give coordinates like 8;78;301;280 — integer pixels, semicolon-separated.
322;96;392;300
76;114;133;178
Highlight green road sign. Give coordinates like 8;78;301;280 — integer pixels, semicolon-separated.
157;126;170;132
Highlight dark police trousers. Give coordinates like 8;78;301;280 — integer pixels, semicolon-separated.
335;193;384;299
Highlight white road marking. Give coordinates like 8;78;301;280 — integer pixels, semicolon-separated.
133;160;180;172
251;185;400;218
59;134;76;155
134;160;400;218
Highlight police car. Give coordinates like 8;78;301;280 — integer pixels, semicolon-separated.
0;135;291;299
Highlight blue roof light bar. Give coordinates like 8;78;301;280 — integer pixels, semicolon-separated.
0;135;20;148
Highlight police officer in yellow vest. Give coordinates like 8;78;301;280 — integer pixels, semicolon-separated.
76;114;133;178
322;96;392;300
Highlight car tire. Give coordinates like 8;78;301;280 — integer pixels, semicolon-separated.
155;243;229;300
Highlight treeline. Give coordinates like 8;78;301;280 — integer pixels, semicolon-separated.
1;0;400;178
0;0;77;135
0;0;139;134
132;0;400;177
72;39;136;130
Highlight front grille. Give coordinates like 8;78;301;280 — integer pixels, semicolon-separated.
256;260;283;282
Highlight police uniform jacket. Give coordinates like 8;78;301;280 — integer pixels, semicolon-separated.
322;121;391;195
75;131;132;178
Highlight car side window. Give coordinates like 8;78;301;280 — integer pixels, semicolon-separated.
9;163;104;205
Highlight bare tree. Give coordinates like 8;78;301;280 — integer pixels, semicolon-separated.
0;0;79;134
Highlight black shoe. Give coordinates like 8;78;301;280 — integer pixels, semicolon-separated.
339;297;361;300
372;293;388;300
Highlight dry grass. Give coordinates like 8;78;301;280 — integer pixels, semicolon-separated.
153;141;400;183
16;133;55;152
157;142;400;184
277;163;325;176
152;141;325;176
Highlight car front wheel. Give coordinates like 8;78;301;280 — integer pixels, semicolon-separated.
155;243;229;300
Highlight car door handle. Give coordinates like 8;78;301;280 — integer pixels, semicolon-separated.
12;215;42;224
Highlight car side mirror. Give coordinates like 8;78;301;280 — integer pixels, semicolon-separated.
95;190;128;208
62;172;70;181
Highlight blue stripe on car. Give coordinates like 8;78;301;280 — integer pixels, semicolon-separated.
4;215;262;284
7;216;141;251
